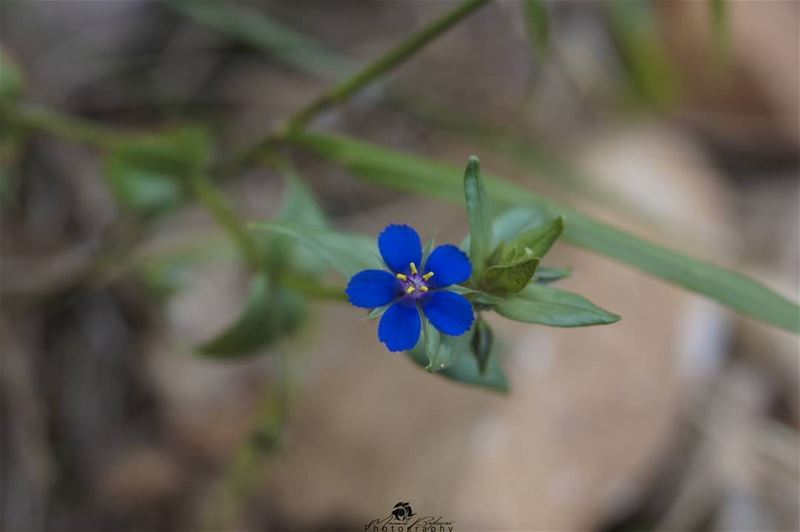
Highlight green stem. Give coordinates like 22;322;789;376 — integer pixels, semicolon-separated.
6;103;127;149
282;275;346;302
238;0;491;166
188;173;262;270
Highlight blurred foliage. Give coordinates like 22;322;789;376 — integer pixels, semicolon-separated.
523;0;550;59
105;126;210;218
0;48;23;102
198;275;305;358
164;0;358;79
608;0;680;108
0;49;24;201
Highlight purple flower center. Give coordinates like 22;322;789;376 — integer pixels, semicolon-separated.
396;262;434;301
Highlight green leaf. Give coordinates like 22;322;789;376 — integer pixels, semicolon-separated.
105;126;210;217
534;266;572;284
251;221;380;279
496;284;619;327
197;275;306;357
523;0;550;58
292;132;799;333
481;255;540;295
462;206;547;253
463;156;492;277
471;317;493;375
508;216;563;259
420;321;473;372
479;216;563;294
490;207;547;247
421;321;441;369
407;328;508;393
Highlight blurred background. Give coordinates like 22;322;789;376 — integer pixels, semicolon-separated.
1;1;798;531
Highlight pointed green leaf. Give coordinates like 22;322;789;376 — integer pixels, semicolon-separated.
422;321;442;370
534;266;572;284
421;322;474;372
481;255;540;295
508;216;563;259
291;132;799;333
197;275;306;357
480;216;563;294
464;156;492;277
462;206;547;251
490;207;547;246
496;284;619;327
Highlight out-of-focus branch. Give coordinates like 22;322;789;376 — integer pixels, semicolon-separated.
7;103;128;149
188;173;262;270
235;0;492;169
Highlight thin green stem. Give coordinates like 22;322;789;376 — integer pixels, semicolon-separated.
282;275;346;302
188;173;262;270
237;0;491;167
6;103;128;149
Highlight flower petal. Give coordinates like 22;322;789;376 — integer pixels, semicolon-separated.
346;269;401;309
378;224;422;274
422;290;474;336
424;244;471;287
378;301;422;352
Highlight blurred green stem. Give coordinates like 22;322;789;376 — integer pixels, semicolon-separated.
282;275;347;302
238;0;491;167
188;173;262;270
6;103;127;149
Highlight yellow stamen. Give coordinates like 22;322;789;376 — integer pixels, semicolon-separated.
396;273;407;281
409;262;418;274
420;286;429;292
406;286;416;294
422;272;434;281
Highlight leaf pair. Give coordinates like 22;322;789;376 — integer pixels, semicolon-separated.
195;170;332;358
481;217;564;295
464;155;567;299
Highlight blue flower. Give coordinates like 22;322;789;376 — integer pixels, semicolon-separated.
346;224;475;352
